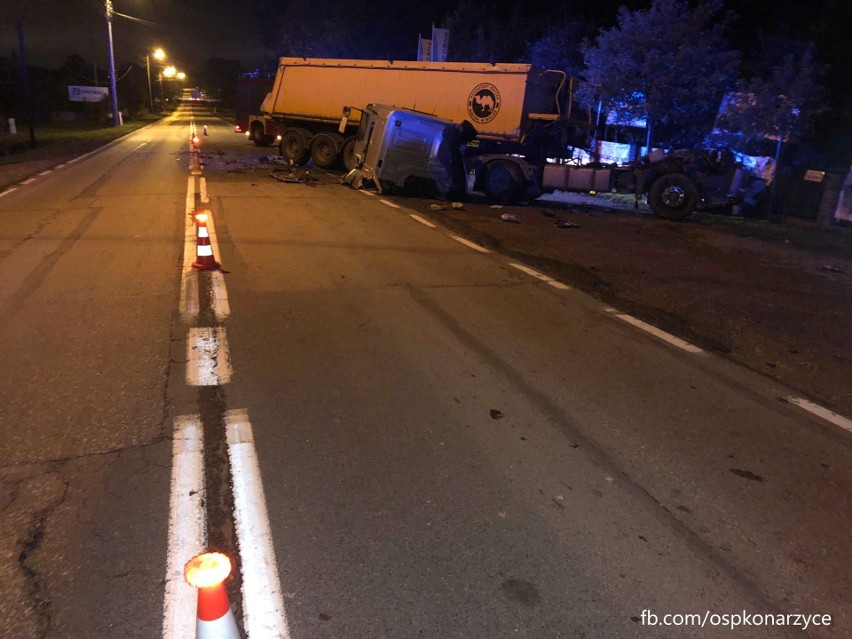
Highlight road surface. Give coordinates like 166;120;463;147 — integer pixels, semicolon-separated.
0;100;849;638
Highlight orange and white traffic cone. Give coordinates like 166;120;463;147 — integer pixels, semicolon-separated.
184;552;240;639
192;212;220;270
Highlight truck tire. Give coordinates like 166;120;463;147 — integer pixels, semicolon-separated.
483;160;525;204
648;173;699;220
279;129;310;166
341;137;358;172
250;123;268;146
310;133;343;169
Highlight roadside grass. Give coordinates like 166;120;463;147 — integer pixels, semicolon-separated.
0;114;165;165
693;212;852;260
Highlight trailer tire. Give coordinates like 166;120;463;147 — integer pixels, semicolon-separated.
279;129;310;166
483;160;525;204
341;137;358;172
648;173;699;220
250;123;269;146
310;133;343;169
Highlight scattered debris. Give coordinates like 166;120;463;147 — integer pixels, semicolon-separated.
555;218;580;229
489;409;504;420
490;204;504;209
451;202;465;210
820;264;846;274
500;213;519;223
271;168;318;185
430;204;446;210
540;209;556;217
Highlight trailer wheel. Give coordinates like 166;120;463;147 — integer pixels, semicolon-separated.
250;123;268;146
483;160;525;204
648;173;699;220
341;137;358;172
279;129;310;165
310;133;343;169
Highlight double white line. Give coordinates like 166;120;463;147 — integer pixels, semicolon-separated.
164;150;289;637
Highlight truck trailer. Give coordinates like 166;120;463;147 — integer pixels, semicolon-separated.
245;57;567;172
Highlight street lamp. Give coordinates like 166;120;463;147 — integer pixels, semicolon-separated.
146;47;166;113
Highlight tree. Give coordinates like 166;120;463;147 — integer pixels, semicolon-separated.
526;21;594;77
712;40;824;161
577;0;739;148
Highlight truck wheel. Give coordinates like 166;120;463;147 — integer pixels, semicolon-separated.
483;161;525;204
279;129;309;165
250;123;267;146
648;173;699;220
341;138;358;172
310;133;343;169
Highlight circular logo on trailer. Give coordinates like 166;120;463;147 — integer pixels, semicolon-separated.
467;83;501;124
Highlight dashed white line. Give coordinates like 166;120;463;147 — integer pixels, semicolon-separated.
224;410;291;639
379;198;400;209
186;327;232;386
0;187;18;197
20;178;36;185
450;235;490;253
610;312;703;354
409;214;436;228
37;170;52;176
785;397;852;434
55;163;66;169
358;190;376;196
509;262;570;289
66;156;80;164
162;416;207;639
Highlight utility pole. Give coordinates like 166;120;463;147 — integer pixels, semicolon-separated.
15;21;36;148
105;0;120;126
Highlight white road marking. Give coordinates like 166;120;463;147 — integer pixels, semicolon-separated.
55;163;66;169
162;416;207;639
410;214;436;228
37;170;52;176
66;156;80;164
180;177;199;321
379;198;400;209
785;397;852;434
186;327;232;386
612;313;703;354
20;178;36;185
359;190;375;196
0;187;18;197
210;271;231;321
509;262;570;289
450;235;490;253
133;141;148;152
200;177;209;204
224;410;291;639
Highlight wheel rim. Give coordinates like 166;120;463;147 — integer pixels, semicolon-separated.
316;141;333;164
661;185;686;209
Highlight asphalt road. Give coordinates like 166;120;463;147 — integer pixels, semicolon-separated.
0;101;849;638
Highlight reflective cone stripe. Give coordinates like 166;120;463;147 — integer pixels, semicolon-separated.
185;553;241;639
192;213;220;270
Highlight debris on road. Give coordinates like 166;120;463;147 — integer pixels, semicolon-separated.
555;219;580;229
452;202;465;210
500;213;520;223
271;168;318;185
820;264;846;274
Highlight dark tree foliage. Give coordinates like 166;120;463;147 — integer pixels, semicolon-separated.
577;0;739;148
198;58;243;107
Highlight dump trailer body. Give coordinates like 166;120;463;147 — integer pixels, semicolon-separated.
260;58;562;142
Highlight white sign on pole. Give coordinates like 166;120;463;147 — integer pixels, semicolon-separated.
68;85;109;102
431;26;449;62
417;36;432;62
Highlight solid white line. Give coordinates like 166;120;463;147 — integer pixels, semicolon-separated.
450;235;490;253
20;178;36;185
509;262;570;290
37;170;52;176
785;397;852;434
186;327;232;385
409;214;436;228
379;198;400;209
179;270;199;322
613;313;703;354
162;416;206;639
200;177;209;204
224;410;291;639
0;187;18;197
210;271;230;321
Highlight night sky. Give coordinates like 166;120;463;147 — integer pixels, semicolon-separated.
0;0;849;101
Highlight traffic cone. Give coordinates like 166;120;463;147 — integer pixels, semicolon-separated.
184;552;240;639
192;212;220;270
203;125;209;136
